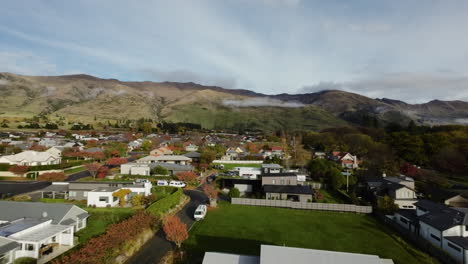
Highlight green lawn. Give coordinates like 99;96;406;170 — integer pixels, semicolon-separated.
184;203;437;264
217;163;262;171
76;207;136;243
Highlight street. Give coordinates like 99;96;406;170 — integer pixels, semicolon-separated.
126;189;207;264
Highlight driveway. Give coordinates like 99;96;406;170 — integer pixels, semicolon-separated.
0;181;50;199
65;170;91;181
126;189;207;264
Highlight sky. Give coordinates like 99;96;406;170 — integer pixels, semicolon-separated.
0;0;468;103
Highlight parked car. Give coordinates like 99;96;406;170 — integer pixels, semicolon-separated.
194;204;207;220
157;180;169;186
169;181;186;188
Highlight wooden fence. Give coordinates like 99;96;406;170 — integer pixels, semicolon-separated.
231;198;372;214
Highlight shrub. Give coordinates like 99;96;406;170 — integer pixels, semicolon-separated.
131;194;144;207
163;216;188;248
14;257;37;264
11;195;31;202
38;172;67;181
112;189;131;206
228;187;240;198
53;211;156;264
151;165;169;175
147;188;183;217
175;171;198;183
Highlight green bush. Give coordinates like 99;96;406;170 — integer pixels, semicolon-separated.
14;257;37;264
146;187;183;217
0;163;11;171
228;187;240;198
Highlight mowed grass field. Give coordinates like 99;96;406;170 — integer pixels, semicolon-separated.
184;203;437;264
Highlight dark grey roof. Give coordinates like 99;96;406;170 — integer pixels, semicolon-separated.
0;201;88;225
395;209;419;224
184;151;201;158
264;185;313;195
445;236;468;249
416;200;468;231
41;184;69;192
262;173;297;177
0;237;20;255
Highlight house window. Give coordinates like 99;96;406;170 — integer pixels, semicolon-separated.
25;244;34;251
69;191;76;196
400;217;408;224
99;197;108;202
465;226;468;231
430;234;441;241
83;191;88;197
447;242;461;252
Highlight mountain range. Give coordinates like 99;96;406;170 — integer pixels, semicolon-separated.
0;72;467;131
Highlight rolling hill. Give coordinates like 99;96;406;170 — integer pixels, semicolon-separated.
0;72;467;131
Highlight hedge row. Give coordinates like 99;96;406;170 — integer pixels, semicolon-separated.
146;187;183;217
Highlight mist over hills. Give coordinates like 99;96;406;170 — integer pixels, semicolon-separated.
0;72;467;131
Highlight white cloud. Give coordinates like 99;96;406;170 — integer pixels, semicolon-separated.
223;97;304;107
0;50;57;75
300;72;468;103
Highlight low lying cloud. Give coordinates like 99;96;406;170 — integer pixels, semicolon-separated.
300;72;468;103
139;68;237;89
223;97;305;108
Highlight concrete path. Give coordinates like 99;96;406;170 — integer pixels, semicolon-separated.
126;189;208;264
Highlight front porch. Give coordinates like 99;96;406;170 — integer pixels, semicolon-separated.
37;244;73;264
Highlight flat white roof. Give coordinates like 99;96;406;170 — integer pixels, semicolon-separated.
203;252;260;264
10;224;71;242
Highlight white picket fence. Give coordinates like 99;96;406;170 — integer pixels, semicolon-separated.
231;198;372;214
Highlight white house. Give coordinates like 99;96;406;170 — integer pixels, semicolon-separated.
0;151;61;166
0;237;20;264
184;144;199;152
393;200;468;264
0;201;88;263
234;167;262;179
86;180;152;207
46;146;66;157
367;176;417;209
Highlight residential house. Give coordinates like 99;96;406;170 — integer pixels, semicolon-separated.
0;201;88;262
367;176;417;209
261;164;282;174
62;181;152;206
46;146;66;157
184;143;199;152
127;139;143;151
0;237;20;264
184;151;201;163
262;172;313;202
330;152;360;169
120;162;193;176
393;200;468;264
38;138;58;148
203;244;393;264
235;167;262;180
136;155;192;166
150;147;173;156
0;151;61;166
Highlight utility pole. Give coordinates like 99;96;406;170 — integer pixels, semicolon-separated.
345;169;350;193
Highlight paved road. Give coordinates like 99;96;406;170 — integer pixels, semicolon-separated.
126;189;208;264
66;170;91;181
0;181;50;199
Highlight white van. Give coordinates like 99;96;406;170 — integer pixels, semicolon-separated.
194;204;207;220
157;180;169;186
169;181;186;188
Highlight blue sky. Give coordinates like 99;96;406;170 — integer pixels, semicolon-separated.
0;0;467;103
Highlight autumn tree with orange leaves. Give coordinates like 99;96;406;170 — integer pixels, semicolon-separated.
85;162;101;179
8;165;29;176
163;216;188;248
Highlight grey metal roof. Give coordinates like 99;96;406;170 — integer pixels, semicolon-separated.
0;201;88;225
0;219;48;237
203;252;260;264
184;151;201;158
261;164;282;169
262;173;297;177
416;200;468;231
263;185;313;195
10;224;71;242
0;237;20;255
148;162;193;171
41;184;69;192
444;236;468;249
260;245;391;264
